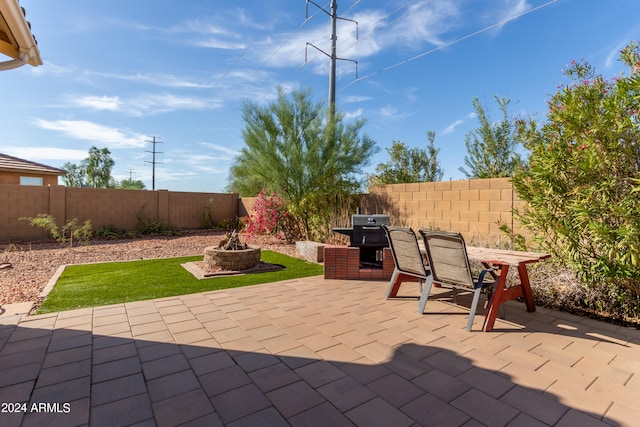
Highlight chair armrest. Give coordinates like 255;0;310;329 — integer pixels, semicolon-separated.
473;267;497;289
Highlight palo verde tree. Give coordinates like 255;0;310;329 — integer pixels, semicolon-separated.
460;96;524;178
227;87;378;240
512;41;640;299
62;146;116;188
368;131;443;186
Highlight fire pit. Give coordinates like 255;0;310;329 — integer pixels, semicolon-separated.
203;230;261;271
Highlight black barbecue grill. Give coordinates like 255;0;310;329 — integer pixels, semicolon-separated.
333;214;390;267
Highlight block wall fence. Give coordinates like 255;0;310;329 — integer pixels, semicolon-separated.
0;178;525;244
235;177;527;246
361;177;527;246
0;184;241;242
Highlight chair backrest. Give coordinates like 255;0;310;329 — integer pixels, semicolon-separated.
419;230;474;289
383;226;428;278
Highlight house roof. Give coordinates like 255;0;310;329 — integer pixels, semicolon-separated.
0;0;42;67
0;153;66;176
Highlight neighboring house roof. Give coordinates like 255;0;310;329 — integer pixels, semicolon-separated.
0;0;42;69
0;153;66;176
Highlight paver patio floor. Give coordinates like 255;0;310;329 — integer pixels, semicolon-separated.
1;276;639;426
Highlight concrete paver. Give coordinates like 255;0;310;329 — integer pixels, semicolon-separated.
0;276;638;426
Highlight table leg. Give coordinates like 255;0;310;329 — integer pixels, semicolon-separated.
518;263;536;312
483;264;509;332
387;272;421;298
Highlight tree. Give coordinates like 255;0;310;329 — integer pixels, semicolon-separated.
118;179;146;190
61;146;115;188
84;146;115;188
369;131;443;186
459;96;523;178
61;162;85;187
227;87;378;240
512;41;640;298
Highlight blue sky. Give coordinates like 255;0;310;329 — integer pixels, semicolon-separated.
2;0;640;192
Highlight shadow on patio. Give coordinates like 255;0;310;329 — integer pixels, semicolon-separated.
0;276;638;426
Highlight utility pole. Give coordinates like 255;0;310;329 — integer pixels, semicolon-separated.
305;0;358;117
328;0;338;112
145;136;163;191
127;169;135;182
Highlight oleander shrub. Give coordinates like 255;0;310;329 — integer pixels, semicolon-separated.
245;189;300;243
513;41;640;300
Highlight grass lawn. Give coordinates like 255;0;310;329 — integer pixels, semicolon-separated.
37;250;324;314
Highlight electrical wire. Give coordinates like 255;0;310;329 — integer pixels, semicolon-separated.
340;0;559;91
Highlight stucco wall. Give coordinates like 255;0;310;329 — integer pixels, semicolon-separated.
0;184;241;242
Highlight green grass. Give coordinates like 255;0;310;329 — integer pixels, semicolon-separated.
37;250;323;314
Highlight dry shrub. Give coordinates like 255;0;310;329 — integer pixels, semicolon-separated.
528;262;640;328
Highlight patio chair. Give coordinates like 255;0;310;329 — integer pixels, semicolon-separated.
418;230;496;332
383;226;430;299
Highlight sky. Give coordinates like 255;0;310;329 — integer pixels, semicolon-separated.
2;0;640;192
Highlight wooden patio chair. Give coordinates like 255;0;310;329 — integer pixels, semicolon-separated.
383;226;430;299
418;230;496;332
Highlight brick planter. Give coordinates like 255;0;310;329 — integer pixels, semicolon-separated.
203;246;261;271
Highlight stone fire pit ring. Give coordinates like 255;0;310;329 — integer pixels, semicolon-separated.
203;245;261;271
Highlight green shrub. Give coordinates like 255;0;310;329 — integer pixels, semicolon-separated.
512;41;640;297
94;225;123;240
20;214;93;247
135;209;181;237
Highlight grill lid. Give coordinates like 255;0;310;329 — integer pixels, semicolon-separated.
351;214;389;227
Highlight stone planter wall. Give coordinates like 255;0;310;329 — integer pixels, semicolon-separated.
204;246;261;271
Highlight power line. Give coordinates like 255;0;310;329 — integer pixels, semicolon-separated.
340;0;559;91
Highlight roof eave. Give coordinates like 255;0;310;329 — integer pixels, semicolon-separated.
0;0;41;66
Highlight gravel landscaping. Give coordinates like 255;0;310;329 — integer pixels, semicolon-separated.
0;230;299;307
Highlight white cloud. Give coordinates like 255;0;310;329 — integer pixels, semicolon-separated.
199;142;239;157
441;119;464;135
480;0;532;33
190;38;247;50
125;94;224;116
30;61;76;76
496;0;530;21
164;150;230;175
70;95;121;111
0;147;86;162
378;105;409;119
343;95;373;103
387;0;460;48
91;72;215;89
175;20;235;36
441;111;478;135
156;169;199;181
344;108;363;119
33;119;147;148
65;94;223;116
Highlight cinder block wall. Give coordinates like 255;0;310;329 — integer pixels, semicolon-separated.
0;184;51;240
362;178;527;246
0;184;241;242
168;192;239;229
